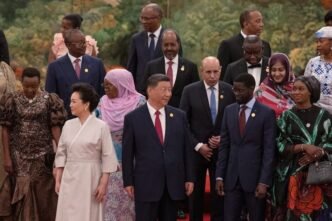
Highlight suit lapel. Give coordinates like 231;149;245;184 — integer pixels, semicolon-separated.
214;82;225;128
199;82;213;125
80;55;91;81
172;57;184;93
60;55;78;82
163;106;172;147
234;104;242;139
260;57;269;83
142;104;163;146
242;101;258;138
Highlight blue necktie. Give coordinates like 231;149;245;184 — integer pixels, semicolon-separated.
210;87;217;123
149;33;155;59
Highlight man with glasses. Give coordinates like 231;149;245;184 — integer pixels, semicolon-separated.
223;35;269;89
46;29;105;117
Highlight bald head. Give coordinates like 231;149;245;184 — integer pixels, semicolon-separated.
200;56;221;86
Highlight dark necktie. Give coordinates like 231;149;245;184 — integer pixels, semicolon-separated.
74;58;81;78
239;105;247;136
209;87;217;123
155;110;163;144
149;33;155;59
167;60;173;86
248;63;261;69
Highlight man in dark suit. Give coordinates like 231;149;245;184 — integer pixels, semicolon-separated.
180;56;235;221
217;9;271;79
0;30;10;64
122;74;194;221
143;29;199;107
223;35;268;88
216;74;276;221
45;29;105;116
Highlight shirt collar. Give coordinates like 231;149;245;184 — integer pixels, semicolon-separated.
246;60;263;67
147;101;165;116
242;97;256;109
203;81;219;91
148;25;162;39
164;54;179;65
67;53;83;63
241;30;247;38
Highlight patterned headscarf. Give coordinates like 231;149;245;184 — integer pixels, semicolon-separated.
100;68;143;132
295;76;321;103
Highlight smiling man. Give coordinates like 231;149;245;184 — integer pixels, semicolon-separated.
143;29;199;107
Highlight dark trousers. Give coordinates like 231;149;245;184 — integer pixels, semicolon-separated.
189;157;224;221
135;188;177;221
224;180;265;221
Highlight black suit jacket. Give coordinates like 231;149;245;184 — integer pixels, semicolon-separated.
122;104;194;201
223;57;269;86
180;81;235;163
143;56;199;107
216;101;276;192
0;30;10;64
217;33;271;79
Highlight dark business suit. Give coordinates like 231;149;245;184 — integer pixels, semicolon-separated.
216;101;276;221
180;81;235;221
217;33;271;79
122;104;194;221
143;56;199;107
223;57;269;86
0;30;10;64
45;54;105;116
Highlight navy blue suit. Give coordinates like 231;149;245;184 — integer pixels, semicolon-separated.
122;104;194;220
45;54;105;116
216;101;276;221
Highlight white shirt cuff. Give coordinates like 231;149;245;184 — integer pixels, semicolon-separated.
195;142;203;151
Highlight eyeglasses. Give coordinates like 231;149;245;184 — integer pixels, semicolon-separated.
140;16;158;21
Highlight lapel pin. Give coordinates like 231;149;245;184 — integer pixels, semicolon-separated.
44;94;49;99
170;113;174;118
180;65;185;71
84;68;89;73
251;113;256;118
219;95;224;99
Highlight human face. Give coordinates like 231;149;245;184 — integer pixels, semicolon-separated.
244;11;264;35
291;80;311;106
70;92;89;117
270;61;286;84
22;76;40;99
147;81;172;109
104;79;118;99
316;38;332;56
66;32;86;58
233;82;254;104
162;32;179;60
243;42;263;65
200;58;221;86
140;6;161;33
61;19;74;35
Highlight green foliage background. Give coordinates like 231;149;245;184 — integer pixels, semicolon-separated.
0;0;327;80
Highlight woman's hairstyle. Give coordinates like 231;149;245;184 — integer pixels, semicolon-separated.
21;67;40;81
71;83;99;112
295;76;321;103
268;53;292;84
63;13;83;29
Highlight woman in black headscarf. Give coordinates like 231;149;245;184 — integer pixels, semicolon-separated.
271;76;332;220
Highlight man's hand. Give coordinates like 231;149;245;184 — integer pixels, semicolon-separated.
216;180;224;196
198;144;213;161
185;182;194;196
255;183;267;199
208;136;220;149
125;186;135;199
3;156;13;174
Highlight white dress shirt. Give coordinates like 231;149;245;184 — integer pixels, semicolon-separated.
147;101;166;140
246;61;262;89
164;55;179;86
148;25;162;48
67;53;83;70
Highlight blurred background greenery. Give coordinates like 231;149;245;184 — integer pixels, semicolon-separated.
0;0;330;81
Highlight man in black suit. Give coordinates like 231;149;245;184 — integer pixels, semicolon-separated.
180;56;235;221
223;35;268;88
122;74;194;221
217;9;271;79
216;74;276;221
143;29;199;107
0;30;9;64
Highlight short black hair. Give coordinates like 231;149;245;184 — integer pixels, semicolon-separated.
325;10;332;24
63;13;83;29
147;74;170;88
234;73;256;89
22;67;40;81
64;29;84;44
143;3;163;18
243;35;263;48
162;29;181;44
239;9;258;28
71;83;99;112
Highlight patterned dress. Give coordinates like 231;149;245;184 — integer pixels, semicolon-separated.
0;91;66;221
304;56;332;114
272;106;332;221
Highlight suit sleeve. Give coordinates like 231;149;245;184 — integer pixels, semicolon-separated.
215;108;230;179
259;109;276;186
97;59;106;96
182;112;195;182
45;63;57;93
217;40;230;80
223;64;233;85
142;62;152;97
264;42;272;57
122;114;135;187
0;30;9;65
127;36;137;83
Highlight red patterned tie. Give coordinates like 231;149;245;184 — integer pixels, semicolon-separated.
74;58;81;78
155;110;163;143
239;105;247;136
167;60;173;86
